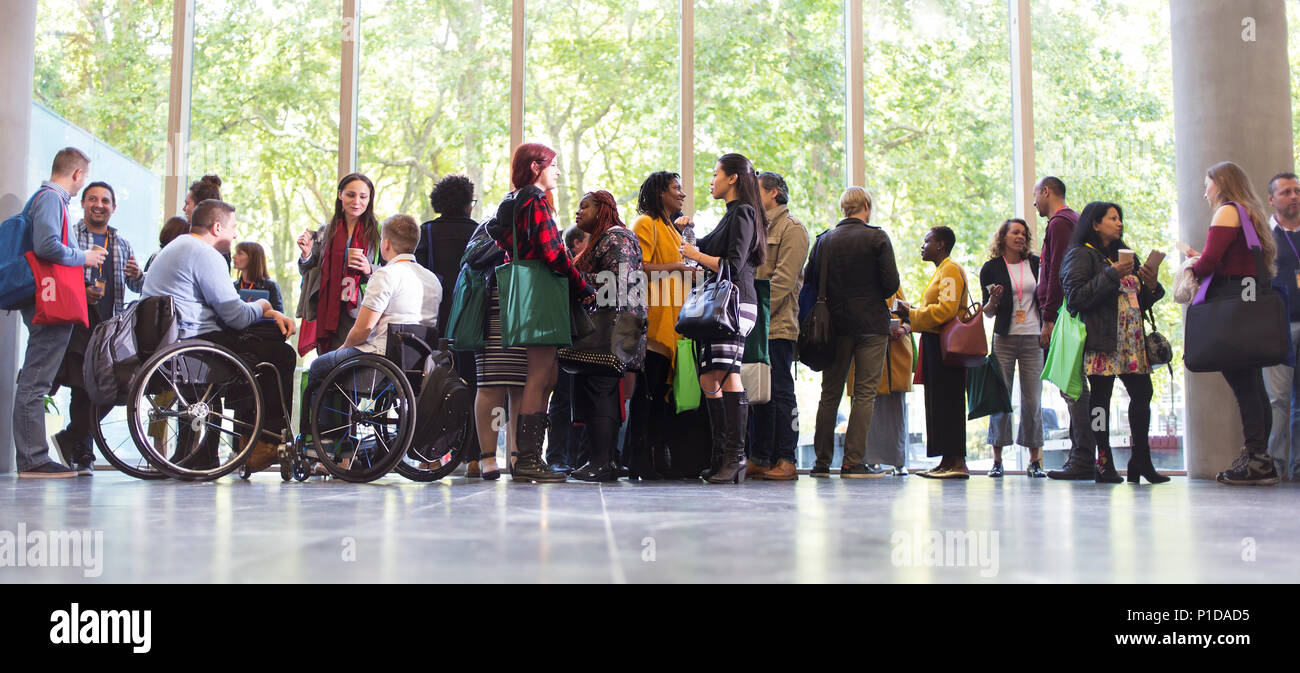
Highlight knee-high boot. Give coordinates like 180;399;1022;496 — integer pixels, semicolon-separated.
699;395;727;481
708;391;749;484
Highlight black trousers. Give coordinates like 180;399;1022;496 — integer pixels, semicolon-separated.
624;351;672;458
920;332;966;458
1087;374;1152;451
546;371;588;467
197;329;297;436
573;372;621;465
1204;275;1273;454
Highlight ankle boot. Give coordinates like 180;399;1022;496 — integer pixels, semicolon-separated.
1048;443;1095;480
708;391;749;484
700;396;727;480
1126;441;1169;484
512;413;566;483
1095;445;1122;484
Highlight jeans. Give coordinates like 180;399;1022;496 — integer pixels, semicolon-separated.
751;338;798;466
12;307;74;470
302;346;364;434
814;333;888;467
988;334;1044;448
1262;321;1300;477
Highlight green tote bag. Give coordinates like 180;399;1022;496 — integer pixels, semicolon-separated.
673;338;701;414
967;355;1013;420
1041;309;1086;399
742;278;771;364
445;268;486;351
495;221;572;348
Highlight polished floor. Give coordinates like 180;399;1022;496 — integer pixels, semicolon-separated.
1;470;1297;583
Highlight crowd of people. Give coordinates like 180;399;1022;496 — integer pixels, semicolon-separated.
9;145;1299;488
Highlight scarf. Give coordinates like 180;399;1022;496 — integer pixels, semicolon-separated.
316;220;369;352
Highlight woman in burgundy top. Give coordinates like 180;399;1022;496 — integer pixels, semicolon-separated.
1192;161;1281;486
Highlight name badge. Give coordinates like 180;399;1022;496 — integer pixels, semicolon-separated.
1015;310;1027;323
1294;272;1299;290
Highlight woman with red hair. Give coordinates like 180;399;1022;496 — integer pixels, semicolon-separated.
487;143;597;483
567;191;648;481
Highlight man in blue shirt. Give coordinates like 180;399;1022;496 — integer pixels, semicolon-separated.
52;181;145;474
14;148;108;478
1264;172;1300;481
141;199;297;473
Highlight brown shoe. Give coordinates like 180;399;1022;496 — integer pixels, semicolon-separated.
466;460;481;479
746;462;770;479
244;440;279;473
762;460;798;480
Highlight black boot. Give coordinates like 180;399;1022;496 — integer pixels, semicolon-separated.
651;442;671;478
512;413;566;483
1095;445;1122;484
627;434;662;480
1048;443;1095;480
699;396;727;480
572;417;621;482
708;391;749;484
1126;440;1169;484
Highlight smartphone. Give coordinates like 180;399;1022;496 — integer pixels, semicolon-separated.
1144;250;1166;270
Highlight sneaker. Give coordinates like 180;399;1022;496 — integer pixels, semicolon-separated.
810;464;831;478
892;465;908;476
1026;460;1047;478
988;461;1004;478
18;461;77;479
840;463;888;479
53;432;93;475
1217;449;1280;486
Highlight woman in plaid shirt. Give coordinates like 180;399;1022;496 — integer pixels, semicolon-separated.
487;143;597;483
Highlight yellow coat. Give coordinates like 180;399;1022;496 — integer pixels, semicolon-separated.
631;214;686;361
909;257;968;333
846;288;914;396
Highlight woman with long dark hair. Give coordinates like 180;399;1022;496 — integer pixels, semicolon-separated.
296;173;382;354
233;241;284;313
680;153;767;484
568;191;648;481
979;218;1045;477
1192;161;1281;485
625;171;690;479
1061;202;1166;484
488;143;596;483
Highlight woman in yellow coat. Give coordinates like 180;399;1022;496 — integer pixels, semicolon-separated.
893;226;970;478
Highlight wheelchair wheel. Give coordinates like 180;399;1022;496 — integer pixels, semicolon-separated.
394;411;471;482
91;404;167;480
127;341;263;481
310;354;415;483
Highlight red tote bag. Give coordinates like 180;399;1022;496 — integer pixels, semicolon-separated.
26;206;88;328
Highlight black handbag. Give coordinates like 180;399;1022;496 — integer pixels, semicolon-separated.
675;263;739;340
1184;202;1290;372
559;308;647;376
797;238;835;371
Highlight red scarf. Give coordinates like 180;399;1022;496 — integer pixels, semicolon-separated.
316;221;369;352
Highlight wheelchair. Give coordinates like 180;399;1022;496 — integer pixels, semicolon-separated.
279;324;474;484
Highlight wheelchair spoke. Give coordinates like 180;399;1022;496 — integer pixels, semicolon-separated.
331;383;363;412
319;424;352;436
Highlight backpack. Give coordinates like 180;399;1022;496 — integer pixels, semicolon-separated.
0;187;56;310
410;347;474;467
83;296;178;406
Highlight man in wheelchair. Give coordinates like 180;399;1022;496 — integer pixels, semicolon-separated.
141;199;297;471
301;214;441;433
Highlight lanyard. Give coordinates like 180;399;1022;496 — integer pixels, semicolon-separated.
1280;226;1300;261
1085;243;1115;266
1004;257;1026;304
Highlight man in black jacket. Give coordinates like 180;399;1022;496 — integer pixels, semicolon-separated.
416;174;480;332
806;187;901;478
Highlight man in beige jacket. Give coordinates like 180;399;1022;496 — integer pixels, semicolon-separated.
749;172;811;480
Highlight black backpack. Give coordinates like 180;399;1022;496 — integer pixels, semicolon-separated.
82;296;178;406
411;347;474;468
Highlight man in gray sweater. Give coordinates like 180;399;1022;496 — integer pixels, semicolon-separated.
141;199;297;473
14;148;108;478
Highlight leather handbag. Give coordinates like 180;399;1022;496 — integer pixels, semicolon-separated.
938;270;986;367
558;308;646;376
1184;202;1290;372
797;238;835;371
675;262;739;340
1143;308;1173;367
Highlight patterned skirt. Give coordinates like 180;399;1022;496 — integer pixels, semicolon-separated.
475;284;528;387
697;302;759;376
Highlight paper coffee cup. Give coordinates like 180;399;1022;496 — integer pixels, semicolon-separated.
1118;249;1135;264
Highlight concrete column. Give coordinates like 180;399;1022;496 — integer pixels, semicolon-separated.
0;2;37;473
1171;0;1295;478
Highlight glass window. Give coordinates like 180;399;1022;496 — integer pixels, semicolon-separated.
358;0;512;223
525;0;680;224
189;0;342;317
1032;0;1179;468
693;0;845;231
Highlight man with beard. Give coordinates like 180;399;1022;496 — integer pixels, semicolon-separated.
1264;172;1300;481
